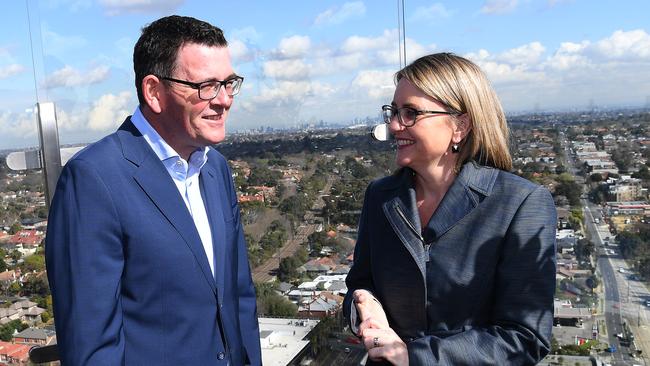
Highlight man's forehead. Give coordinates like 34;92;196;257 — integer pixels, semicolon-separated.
176;44;234;76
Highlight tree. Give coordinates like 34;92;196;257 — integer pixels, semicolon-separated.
7;282;21;296
9;250;21;264
22;276;50;297
554;179;582;207
21;254;45;272
589;173;603;183
40;311;51;323
632;165;650;180
8;223;21;235
568;209;584;230
255;283;297;317
574;239;594;264
278;256;302;282
0;319;27;341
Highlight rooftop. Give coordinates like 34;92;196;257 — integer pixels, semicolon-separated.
259;317;319;366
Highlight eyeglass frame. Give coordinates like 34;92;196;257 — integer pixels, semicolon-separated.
381;104;459;127
156;75;244;99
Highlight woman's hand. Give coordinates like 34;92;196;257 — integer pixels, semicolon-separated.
353;289;389;330
353;290;408;365
361;327;409;366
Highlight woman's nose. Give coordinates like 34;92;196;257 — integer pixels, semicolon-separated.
387;117;404;133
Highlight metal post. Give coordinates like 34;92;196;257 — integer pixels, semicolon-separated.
36;102;62;207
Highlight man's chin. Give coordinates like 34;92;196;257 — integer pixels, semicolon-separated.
206;132;226;145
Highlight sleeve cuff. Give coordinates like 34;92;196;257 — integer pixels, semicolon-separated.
350;302;360;336
348;294;382;337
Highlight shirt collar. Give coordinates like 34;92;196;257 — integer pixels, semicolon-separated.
131;106;209;168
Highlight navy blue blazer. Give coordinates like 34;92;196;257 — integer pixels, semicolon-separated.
345;162;556;365
45;118;261;365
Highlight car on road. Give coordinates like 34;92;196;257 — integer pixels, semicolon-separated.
646;300;650;307
606;345;617;353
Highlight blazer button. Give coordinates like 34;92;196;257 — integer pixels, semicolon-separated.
217;352;225;360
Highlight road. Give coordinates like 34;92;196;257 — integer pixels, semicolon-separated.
252;178;334;283
585;201;649;365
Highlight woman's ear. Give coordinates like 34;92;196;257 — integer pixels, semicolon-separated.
142;75;163;114
453;113;472;142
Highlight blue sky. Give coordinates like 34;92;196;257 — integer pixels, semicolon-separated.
1;0;649;149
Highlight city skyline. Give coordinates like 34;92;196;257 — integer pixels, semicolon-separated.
0;0;649;149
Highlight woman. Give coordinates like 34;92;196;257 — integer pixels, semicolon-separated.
344;53;556;365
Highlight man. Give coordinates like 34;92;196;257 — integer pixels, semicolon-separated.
45;15;261;365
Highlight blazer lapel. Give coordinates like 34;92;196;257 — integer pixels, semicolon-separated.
381;170;428;283
200;163;226;305
425;162;498;240
118;119;217;295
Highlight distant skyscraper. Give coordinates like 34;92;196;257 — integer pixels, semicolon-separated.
645;95;650;109
587;98;596;112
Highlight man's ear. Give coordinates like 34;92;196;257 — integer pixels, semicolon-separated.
142;75;163;114
453;113;472;142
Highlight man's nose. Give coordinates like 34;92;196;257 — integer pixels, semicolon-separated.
210;87;232;106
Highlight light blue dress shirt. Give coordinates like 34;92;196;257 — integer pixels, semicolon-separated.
131;107;215;276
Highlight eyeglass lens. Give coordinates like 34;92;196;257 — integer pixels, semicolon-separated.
199;78;242;99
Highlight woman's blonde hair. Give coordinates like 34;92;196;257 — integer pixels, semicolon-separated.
395;52;512;172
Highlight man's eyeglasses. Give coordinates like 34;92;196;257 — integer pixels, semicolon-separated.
157;75;244;99
381;105;458;127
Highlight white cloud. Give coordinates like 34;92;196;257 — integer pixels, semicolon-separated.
0;64;25;79
480;0;518;14
88;91;132;131
43;65;110;88
0;109;38;138
313;1;366;26
230;39;254;63
98;0;185;16
56;107;88;131
351;70;395;99
545;41;591;70
263;59;310;81
592;29;650;60
479;60;546;84
379;38;432;65
253;81;334;104
341;29;397;54
231;27;262;44
312;53;365;75
277;35;311;59
463;49;546;85
237;81;336;127
410;3;454;22
457;28;650;112
496;42;546;65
